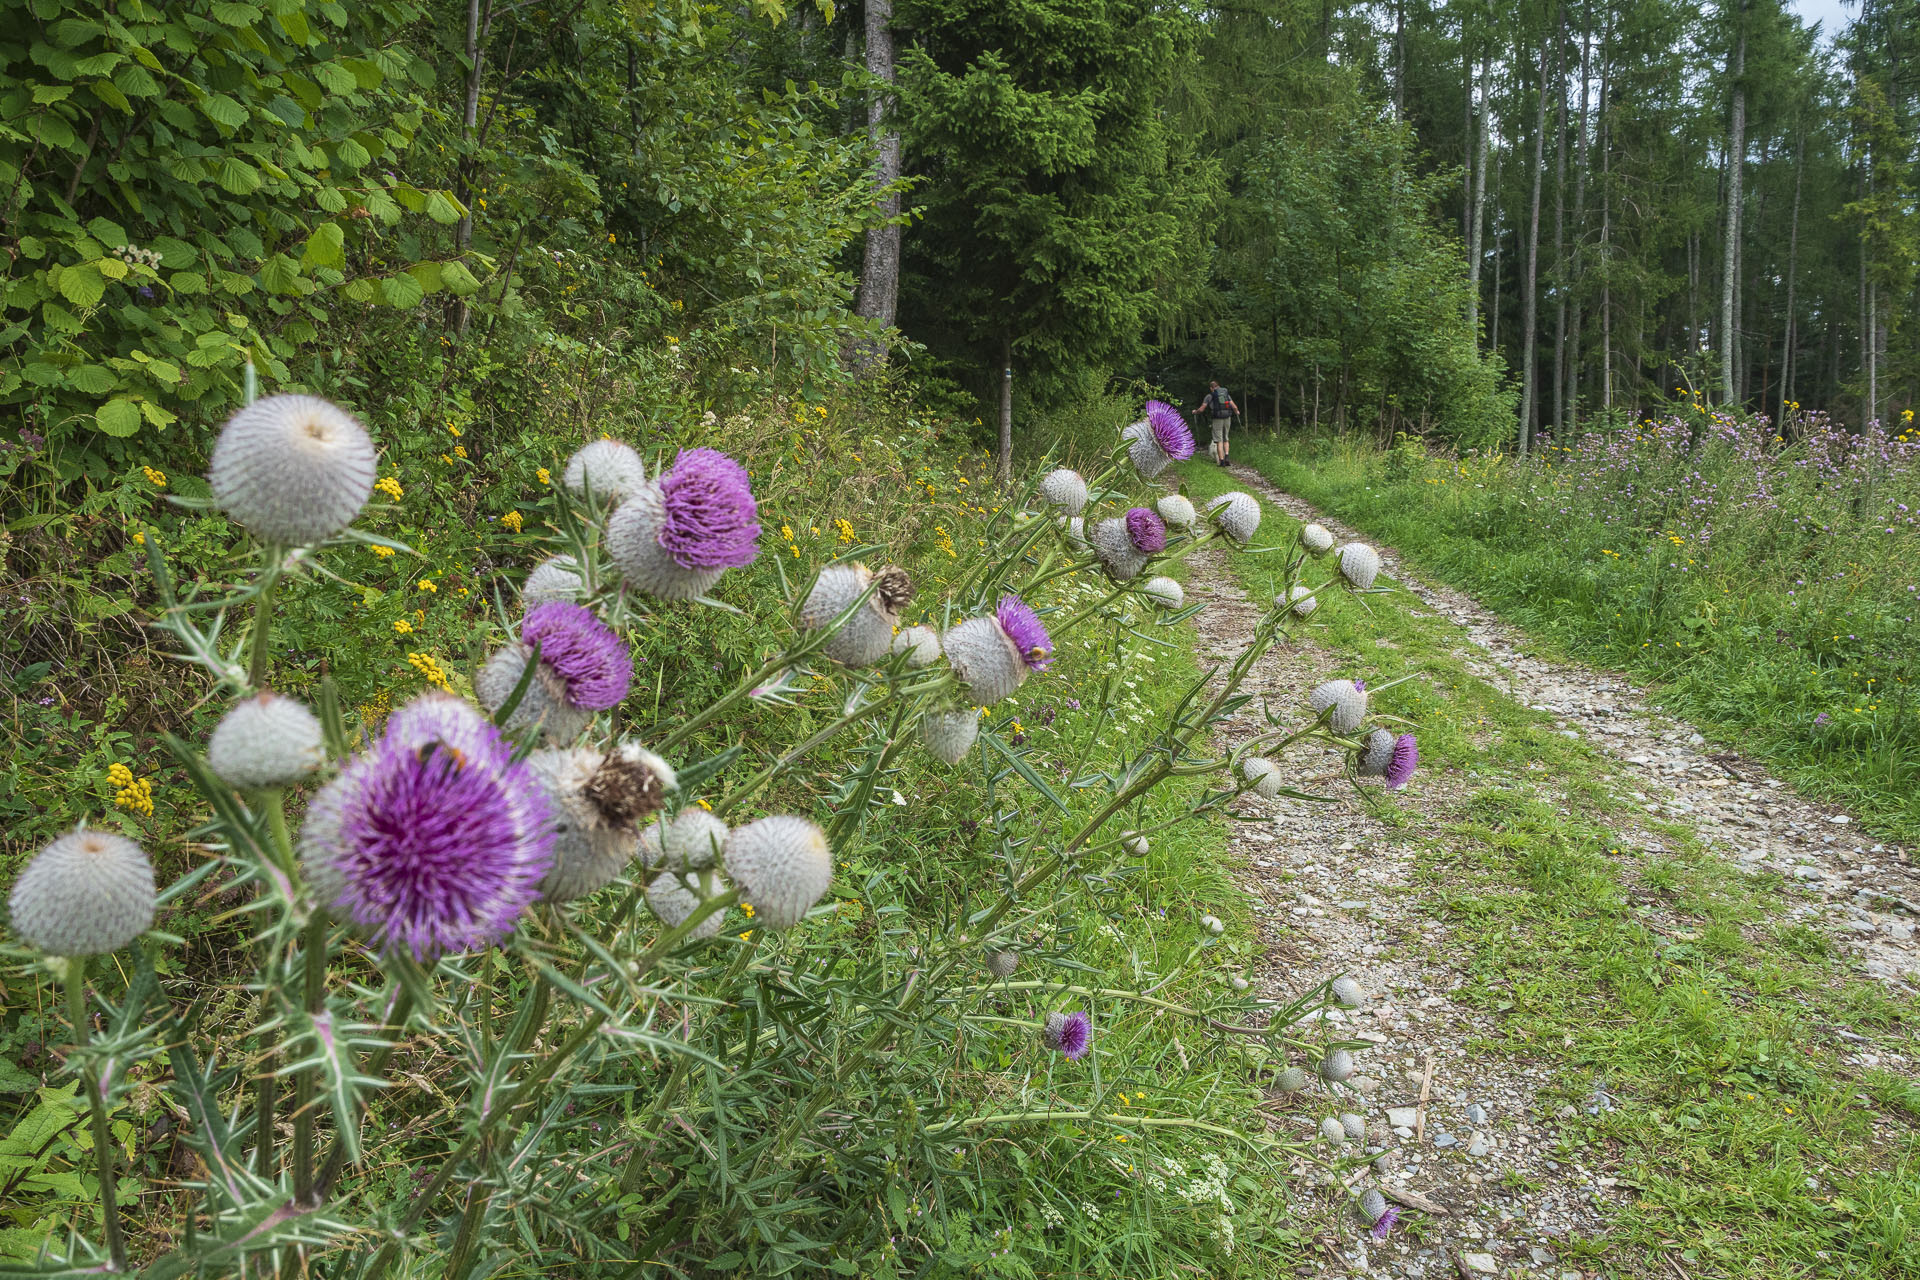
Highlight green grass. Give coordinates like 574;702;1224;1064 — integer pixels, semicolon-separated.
1176;453;1920;1277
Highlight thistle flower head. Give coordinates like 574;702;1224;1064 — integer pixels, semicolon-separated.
1370;1204;1401;1241
1341;1112;1367;1140
996;594;1053;671
1207;491;1262;547
891;625;942;668
1319;1048;1354;1083
475;644;590;743
1320;1116;1347;1144
1240;756;1282;798
1155;493;1197;529
985;949;1020;979
606;448;759;600
1309;679;1369;734
300;694;553;960
522;554;584;607
1200;914;1224;935
944;606;1037;706
922;708;981;765
1060;515;1088;549
208;394;376;545
1123;421;1172;480
645;869;727;939
1041;1010;1093;1060
1384;733;1419;790
529;744;672;901
1142;576;1184;609
1039;468;1088;515
1359;728;1396;777
646;807;729;872
1121;830;1150;857
1125;507;1168;553
1359;1189;1389;1226
802;563;911;667
561;439;647;502
1331;976;1366;1008
1144;401;1195;460
1285;584;1319;617
8;828;155;956
1275;1066;1309;1093
521;601;631;711
722;815;832;928
1335;542;1382;591
1091;516;1146;581
1299;523;1335;555
208;692;325;788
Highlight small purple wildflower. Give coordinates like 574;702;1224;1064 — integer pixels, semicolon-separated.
1125;507;1167;553
1353;679;1365;692
996;593;1054;670
1144;401;1194;461
521;601;631;710
1814;712;1830;725
1042;1010;1093;1060
1369;1205;1400;1241
656;447;760;570
1384;733;1418;789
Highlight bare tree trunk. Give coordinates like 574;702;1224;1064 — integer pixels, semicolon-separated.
1463;33;1474;243
1491;134;1504;354
1719;0;1746;404
1552;3;1568;435
1780;123;1802;424
1600;4;1612;416
453;0;494;335
1567;7;1591;430
1520;10;1555;454
1394;0;1406;120
997;337;1013;486
855;0;901;336
1469;50;1490;340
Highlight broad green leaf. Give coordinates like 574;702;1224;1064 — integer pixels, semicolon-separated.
439;259;480;295
423;189;464;224
94;398;142;437
57;263;104;307
301;221;345;270
199;93;248;129
215;157;261;194
379;272;423;308
66;364;116;394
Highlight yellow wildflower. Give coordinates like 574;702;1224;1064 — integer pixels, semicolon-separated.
500;510;524;533
108;764;154;817
448;423;463;437
132;531;145;546
371;544;395;558
418;579;437;593
742;903;756;919
454;445;468;459
834;519;855;544
141;466;167;488
536;467;551;485
374;476;404;500
393;619;413;635
406;651;451;690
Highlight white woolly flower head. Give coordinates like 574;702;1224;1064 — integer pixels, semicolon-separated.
1298;523;1335;555
1156;493;1197;529
207;692;325;788
1239;756;1282;798
723;815;832;928
645;869;727;939
1359;1188;1388;1225
1122;420;1171;479
891;625;941;668
1335;542;1382;591
606;481;724;601
1200;914;1224;935
1319;1048;1354;1082
922;708;981;766
985;949;1020;979
1121;830;1150;857
1091;517;1145;581
208;394;376;546
1341;1113;1367;1140
8;828;155;956
529;744;672;901
523;554;585;607
1275;1066;1309;1093
475;643;592;743
1059;515;1087;549
942;617;1028;705
1331;975;1366;1008
1039;468;1088;515
1142;576;1184;609
1359;728;1396;777
801;563;912;667
644;807;729;872
1284;584;1319;617
1308;679;1368;734
562;439;647;503
1206;491;1261;547
1319;1116;1347;1144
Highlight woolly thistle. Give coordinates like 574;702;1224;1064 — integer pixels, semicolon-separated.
561;439;648;503
1299;523;1335;555
1276;1066;1309;1093
1156;493;1197;529
723;815;833;928
1090;517;1146;581
1038;468;1088;515
1200;914;1224;935
1335;542;1383;591
1358;729;1396;777
1206;491;1262;547
207;394;377;546
1041;1010;1093;1061
1124;507;1167;553
1319;1049;1354;1083
1341;1113;1367;1141
1120;830;1150;857
1331;976;1366;1008
644;807;730;872
606;448;759;600
921;708;981;765
7;829;155;956
207;692;325;789
1383;733;1419;790
1229;974;1250;991
529;745;672;901
477;601;632;742
1320;1116;1348;1144
522;554;585;606
890;625;941;668
1123;401;1196;480
1142;576;1184;609
1358;1189;1389;1226
1308;679;1369;734
943;596;1051;705
1239;756;1283;798
800;563;912;667
644;870;727;940
985;949;1020;979
1059;515;1088;550
476;643;590;743
1284;584;1319;617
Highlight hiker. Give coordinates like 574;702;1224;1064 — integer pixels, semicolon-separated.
1194;380;1238;466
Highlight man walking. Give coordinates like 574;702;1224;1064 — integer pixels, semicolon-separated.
1194;380;1238;466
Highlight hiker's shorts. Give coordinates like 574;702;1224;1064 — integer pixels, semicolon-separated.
1210;416;1231;445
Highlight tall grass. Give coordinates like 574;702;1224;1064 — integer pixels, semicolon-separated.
1235;407;1920;839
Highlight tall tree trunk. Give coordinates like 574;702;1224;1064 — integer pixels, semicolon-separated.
1463;33;1474;244
997;337;1013;486
1781;122;1803;423
1600;2;1612;415
1552;3;1568;434
1720;0;1747;404
855;0;901;336
1520;10;1555;453
453;0;494;335
1394;0;1406;120
1491;137;1504;355
1469;51;1491;341
1567;7;1591;430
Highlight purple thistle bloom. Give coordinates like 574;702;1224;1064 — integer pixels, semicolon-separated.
1353;679;1366;692
521;601;630;711
1370;1205;1400;1241
1384;733;1418;789
1144;401;1194;461
1042;1010;1093;1060
656;447;760;570
302;694;554;960
996;593;1054;670
1124;507;1167;553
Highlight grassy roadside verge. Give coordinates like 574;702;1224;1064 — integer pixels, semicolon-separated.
1174;456;1920;1278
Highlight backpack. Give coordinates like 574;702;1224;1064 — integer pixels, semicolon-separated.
1209;388;1232;417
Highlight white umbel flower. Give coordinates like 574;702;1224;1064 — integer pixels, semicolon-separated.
1091;517;1145;581
985;949;1020;979
1299;523;1335;555
1207;492;1261;547
207;692;325;788
1335;542;1383;591
1239;756;1282;798
606;481;724;601
1331;976;1366;1008
1156;494;1196;529
1142;576;1184;609
523;554;585;606
208;394;376;546
1039;468;1088;515
644;808;729;872
475;643;592;742
645;870;727;939
942;617;1028;705
723;815;833;928
1284;584;1319;617
1308;680;1368;734
562;439;647;502
801;563;911;667
8;828;155;956
891;625;941;668
1359;729;1396;777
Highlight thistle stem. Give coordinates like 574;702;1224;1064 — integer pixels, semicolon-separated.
246;567;277;691
63;960;127;1272
292;910;329;1207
